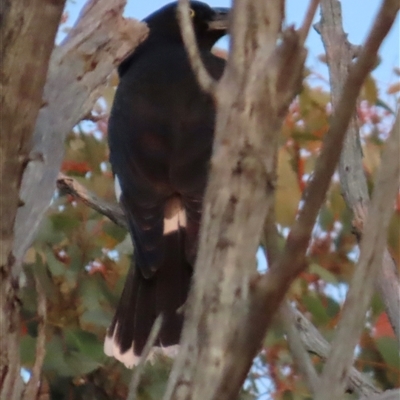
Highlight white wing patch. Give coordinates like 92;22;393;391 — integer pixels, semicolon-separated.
114;174;122;201
163;196;187;234
104;325;180;369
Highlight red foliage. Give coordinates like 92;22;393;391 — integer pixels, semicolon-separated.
373;312;395;339
61;160;91;174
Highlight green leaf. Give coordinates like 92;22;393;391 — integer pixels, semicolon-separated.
376;98;395;114
68;244;84;273
35;216;65;245
362;75;378;104
65;329;105;363
79;275;109;312
103;221;127;243
45;248;65;277
80;309;111;329
44;335;75;377
65;351;102;375
51;213;80;233
31;252;58;298
308;263;338;284
319;206;334;231
302;294;330;325
375;337;400;369
20;335;37;366
325;296;340;318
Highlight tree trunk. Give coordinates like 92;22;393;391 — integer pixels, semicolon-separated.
0;1;66;399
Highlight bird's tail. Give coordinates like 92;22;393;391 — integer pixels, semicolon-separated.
104;230;192;368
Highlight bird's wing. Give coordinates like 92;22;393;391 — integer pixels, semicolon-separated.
109;92;174;279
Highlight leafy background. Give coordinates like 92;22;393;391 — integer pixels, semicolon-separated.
19;14;400;400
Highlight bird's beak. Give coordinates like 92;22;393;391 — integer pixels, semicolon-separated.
207;7;230;31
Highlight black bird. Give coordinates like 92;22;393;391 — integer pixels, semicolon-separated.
104;1;229;367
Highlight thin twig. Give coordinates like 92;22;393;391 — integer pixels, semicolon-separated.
127;316;163;400
360;389;400;400
263;213;379;396
376;251;400;343
292;307;381;397
250;1;398;396
263;217;320;395
318;0;400;346
56;173;127;229
315;112;400;400
177;0;217;94
280;304;320;394
22;275;47;400
299;0;320;44
259;0;399;299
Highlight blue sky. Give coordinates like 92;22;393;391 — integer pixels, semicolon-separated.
65;1;399;98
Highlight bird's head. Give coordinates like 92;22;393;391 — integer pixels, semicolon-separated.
144;1;230;49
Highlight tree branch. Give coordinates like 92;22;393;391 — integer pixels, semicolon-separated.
12;0;147;273
0;0;66;268
56;173;127;229
0;1;66;399
299;0;321;44
263;218;320;395
164;1;306;398
252;0;399;338
318;0;400;346
315;111;400;400
292;307;381;397
127;316;163;400
280;304;320;394
360;390;400;400
263;200;379;397
177;0;217;94
238;0;397;396
22;276;47;400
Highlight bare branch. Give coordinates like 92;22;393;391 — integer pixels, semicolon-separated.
254;0;399;327
164;1;304;399
56;173;127;229
177;0;216;94
0;1;66;398
0;0;66;268
127;316;163;400
376;251;400;343
12;0;147;272
292;307;381;397
263;208;379;397
316;112;400;400
22;276;47;400
263;219;320;395
299;0;321;44
280;304;319;394
360;389;400;400
319;0;400;344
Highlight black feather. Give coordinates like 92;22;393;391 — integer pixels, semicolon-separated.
105;1;228;363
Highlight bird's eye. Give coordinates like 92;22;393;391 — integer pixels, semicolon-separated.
189;8;195;18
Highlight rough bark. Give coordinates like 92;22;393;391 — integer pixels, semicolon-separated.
0;1;147;399
163;0;398;399
318;0;400;346
57;173;127;229
0;1;66;399
164;1;305;399
12;0;147;273
361;390;400;400
292;307;381;397
316;112;400;399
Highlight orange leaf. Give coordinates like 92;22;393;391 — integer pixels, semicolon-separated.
61;160;91;174
373;312;395;339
